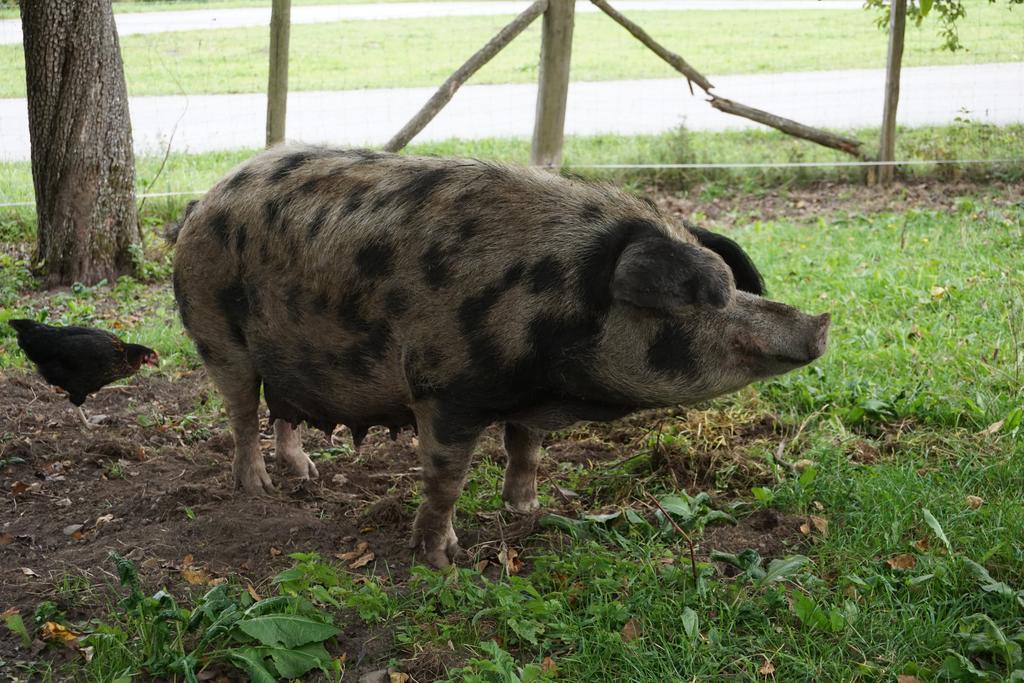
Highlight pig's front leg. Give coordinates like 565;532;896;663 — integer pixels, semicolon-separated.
502;423;544;513
409;405;483;568
274;420;319;481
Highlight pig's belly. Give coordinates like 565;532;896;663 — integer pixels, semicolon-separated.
248;334;414;436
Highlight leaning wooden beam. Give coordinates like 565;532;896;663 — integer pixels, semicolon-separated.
384;0;548;152
590;0;712;94
592;0;866;158
710;97;866;158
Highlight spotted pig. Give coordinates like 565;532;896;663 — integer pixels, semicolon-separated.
170;145;830;567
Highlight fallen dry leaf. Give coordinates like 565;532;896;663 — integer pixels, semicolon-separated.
349;552;375;570
40;621;81;644
269;547;282;557
541;656;557;676
966;495;984;509
887;554;917;570
181;567;211;585
498;545;523;575
930;286;947;299
21;567;37;577
95;514;114;527
474;559;490;572
247;584;261;602
1;608;19;618
979;420;1003;436
336;541;369;562
896;676;922;683
10;480;32;495
621;618;641;643
759;656;776;676
389;673;410;683
913;538;930;552
0;532;13;545
810;515;829;535
793;459;816;472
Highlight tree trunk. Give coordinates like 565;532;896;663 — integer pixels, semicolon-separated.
20;0;139;288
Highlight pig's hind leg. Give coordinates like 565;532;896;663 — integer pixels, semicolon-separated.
502;423;543;513
205;361;275;495
274;420;319;482
409;405;483;568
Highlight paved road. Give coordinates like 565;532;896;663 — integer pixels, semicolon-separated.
1;63;1021;162
0;0;861;45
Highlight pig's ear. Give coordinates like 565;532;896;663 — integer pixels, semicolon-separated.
686;226;765;295
612;237;735;311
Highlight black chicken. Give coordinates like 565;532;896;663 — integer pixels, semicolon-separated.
9;319;159;427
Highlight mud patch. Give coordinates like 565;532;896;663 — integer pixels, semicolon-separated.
701;508;807;566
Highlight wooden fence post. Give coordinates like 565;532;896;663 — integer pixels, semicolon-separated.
266;0;291;147
877;0;907;184
531;0;575;168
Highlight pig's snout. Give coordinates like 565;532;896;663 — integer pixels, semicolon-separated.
807;312;831;362
731;297;831;378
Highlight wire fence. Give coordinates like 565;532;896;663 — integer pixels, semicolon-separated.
1;0;1022;206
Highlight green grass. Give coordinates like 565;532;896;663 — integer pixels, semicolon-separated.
0;0;499;20
2;141;1023;680
1;3;1021;97
2;123;1022;214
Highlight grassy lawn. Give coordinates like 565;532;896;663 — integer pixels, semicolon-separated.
1;166;1022;679
2;123;1022;219
0;0;491;20
0;3;1021;98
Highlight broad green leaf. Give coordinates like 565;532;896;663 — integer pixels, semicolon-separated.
237;614;339;648
791;593;827;629
584;511;622;524
702;510;738;526
939;651;995;681
922;508;953;553
920;0;933;17
265;642;332;678
228;648;278;683
680;607;699;639
761;555;810;584
243;596;295;617
658;495;694;518
538;514;585;534
624;508;650;527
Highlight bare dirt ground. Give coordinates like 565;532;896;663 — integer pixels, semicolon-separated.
0;368;804;678
4;178;1008;678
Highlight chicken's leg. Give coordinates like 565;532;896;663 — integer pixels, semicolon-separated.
76;406;96;430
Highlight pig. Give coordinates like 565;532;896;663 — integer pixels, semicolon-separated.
170;145;830;567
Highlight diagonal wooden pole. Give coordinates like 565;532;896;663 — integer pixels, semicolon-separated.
384;0;548;153
591;0;866;160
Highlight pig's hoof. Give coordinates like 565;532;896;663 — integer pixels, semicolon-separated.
281;450;319;481
503;498;540;514
409;526;461;569
233;462;276;496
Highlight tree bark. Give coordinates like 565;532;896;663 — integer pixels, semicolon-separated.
20;0;139;288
